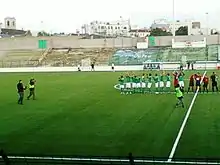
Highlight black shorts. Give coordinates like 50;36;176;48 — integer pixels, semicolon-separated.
196;82;200;87
203;83;208;88
189;82;194;87
178;96;183;100
112;67;114;70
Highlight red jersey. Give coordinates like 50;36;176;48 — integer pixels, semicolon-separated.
203;76;209;84
189;75;194;82
173;73;179;86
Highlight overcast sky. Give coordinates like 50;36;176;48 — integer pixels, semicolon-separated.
0;0;219;33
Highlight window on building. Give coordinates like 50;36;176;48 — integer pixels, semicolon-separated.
7;21;10;27
124;27;127;29
101;26;104;29
118;27;120;29
12;21;15;26
106;22;110;25
117;23;120;25
108;26;110;29
98;26;100;29
111;26;113;29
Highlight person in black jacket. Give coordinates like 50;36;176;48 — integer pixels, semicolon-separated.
17;80;26;105
210;72;219;92
27;78;36;100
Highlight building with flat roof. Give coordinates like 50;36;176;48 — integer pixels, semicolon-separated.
82;17;131;37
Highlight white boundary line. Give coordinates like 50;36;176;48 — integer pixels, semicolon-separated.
7;156;220;165
167;71;207;162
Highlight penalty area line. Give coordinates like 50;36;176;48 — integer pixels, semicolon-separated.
167;71;207;162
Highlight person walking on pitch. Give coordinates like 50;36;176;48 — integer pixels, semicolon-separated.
17;80;26;105
175;84;184;108
27;78;36;100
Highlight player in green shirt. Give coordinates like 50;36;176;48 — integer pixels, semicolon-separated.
178;72;185;91
175;84;184;108
154;74;159;93
165;73;171;93
136;76;141;93
147;73;153;93
118;76;125;94
125;75;132;94
159;73;165;92
141;74;146;93
131;76;137;93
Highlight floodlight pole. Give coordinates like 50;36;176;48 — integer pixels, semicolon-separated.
205;12;209;36
172;0;175;37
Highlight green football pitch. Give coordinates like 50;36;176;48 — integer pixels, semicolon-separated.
0;71;220;160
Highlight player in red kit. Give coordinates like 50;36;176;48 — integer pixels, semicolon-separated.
173;71;179;87
187;74;195;93
203;75;209;93
195;73;202;93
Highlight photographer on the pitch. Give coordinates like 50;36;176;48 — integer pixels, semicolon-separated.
27;78;36;100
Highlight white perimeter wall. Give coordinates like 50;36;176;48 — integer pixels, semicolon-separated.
0;62;219;73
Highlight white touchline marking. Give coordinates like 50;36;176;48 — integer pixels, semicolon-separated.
167;71;207;162
7;156;220;164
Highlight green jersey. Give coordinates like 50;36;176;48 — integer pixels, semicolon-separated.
148;76;152;83
119;77;124;85
175;87;183;97
154;76;159;83
166;75;171;82
141;76;145;82
132;77;136;83
125;76;131;83
160;75;164;82
179;75;184;81
137;78;141;83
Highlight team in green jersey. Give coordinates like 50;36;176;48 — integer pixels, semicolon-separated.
118;72;173;94
117;71;185;108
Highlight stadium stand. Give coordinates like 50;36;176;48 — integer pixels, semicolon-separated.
0;50;42;67
109;45;218;65
38;48;115;67
0;45;218;68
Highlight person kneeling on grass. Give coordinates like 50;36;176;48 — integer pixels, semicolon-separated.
175;84;184;108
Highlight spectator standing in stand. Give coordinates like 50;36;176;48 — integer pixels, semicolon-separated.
111;63;115;72
91;63;95;71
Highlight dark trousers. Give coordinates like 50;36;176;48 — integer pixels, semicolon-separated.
18;92;24;104
27;90;35;100
212;82;218;92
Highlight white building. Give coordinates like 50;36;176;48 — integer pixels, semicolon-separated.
83;17;131;37
151;19;211;35
4;17;16;29
129;26;150;38
151;19;170;31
